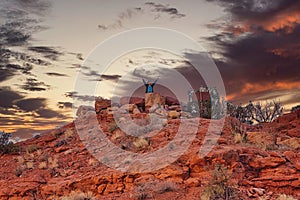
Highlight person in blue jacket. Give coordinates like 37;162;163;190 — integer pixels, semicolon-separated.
143;79;158;93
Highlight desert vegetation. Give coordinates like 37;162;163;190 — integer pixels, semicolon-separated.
0;131;18;154
227;100;283;124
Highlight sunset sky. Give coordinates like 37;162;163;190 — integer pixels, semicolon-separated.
1;0;299;139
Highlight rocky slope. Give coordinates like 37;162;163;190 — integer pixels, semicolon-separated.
0;100;299;200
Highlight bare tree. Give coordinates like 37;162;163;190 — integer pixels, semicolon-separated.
227;100;283;123
250;100;283;123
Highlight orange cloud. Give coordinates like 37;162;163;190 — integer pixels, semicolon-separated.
262;12;300;33
224;24;251;36
254;10;300;33
227;10;300;34
227;80;300;101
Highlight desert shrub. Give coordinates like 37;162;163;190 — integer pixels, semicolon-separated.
133;137;150;150
38;161;47;169
60;191;97;200
26;161;34;169
54;139;67;147
26;144;39;154
133;187;148;200
291;105;300;112
155;181;177;194
277;194;297;200
48;155;59;169
14;165;26;177
0;131;18;154
108;122;118;132
64;129;74;140
229;118;247;144
132;185;151;200
227;100;283;123
202;164;237;200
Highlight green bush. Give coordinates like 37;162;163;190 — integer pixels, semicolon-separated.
0;131;18;154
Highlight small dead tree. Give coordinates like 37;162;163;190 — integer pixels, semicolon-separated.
227;100;283;123
248;100;283;123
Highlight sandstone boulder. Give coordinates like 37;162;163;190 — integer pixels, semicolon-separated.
145;93;165;111
278;138;300;149
120;96;144;107
76;105;94;117
249;156;286;169
95;97;111;113
166;96;179;106
120;104;137;113
168;110;180;119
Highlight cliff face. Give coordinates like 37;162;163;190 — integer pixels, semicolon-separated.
0;100;299;200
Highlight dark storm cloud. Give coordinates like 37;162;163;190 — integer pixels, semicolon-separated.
206;25;300;85
0;87;24;108
206;0;299;20
3;0;51;15
20;78;50;91
45;72;68;77
57;101;72;109
36;108;64;118
15;98;46;112
145;2;186;18
14;97;64;118
0;69;14;82
205;0;300;106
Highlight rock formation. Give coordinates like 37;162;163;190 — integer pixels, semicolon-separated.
0;99;299;199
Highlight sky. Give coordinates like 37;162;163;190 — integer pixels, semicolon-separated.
0;0;299;139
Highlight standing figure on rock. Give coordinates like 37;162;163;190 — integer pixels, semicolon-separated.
143;79;158;93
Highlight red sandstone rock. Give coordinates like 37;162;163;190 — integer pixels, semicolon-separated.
120;96;144;107
249;156;286;169
165;96;179;106
95;97;111;113
0;111;300;199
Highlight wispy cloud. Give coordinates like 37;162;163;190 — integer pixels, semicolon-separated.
45;72;68;77
57;101;72;109
81;67;121;82
28;46;63;61
145;2;186;18
20;78;50;91
98;2;186;30
65;91;95;102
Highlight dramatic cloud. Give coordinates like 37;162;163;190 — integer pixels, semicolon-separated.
15;98;46;112
0;87;24;108
36;108;64;118
205;0;300;108
20;78;50;91
0;68;14;82
13;97;64;119
207;0;300;32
